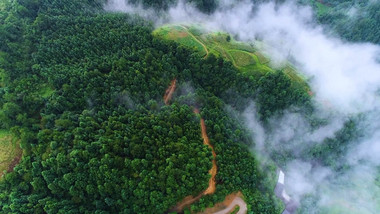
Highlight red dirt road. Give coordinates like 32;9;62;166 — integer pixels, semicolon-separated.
164;79;177;105
199;116;217;195
169;108;218;213
164;80;246;214
194;108;217;195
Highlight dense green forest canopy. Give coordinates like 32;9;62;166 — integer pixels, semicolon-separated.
0;0;373;213
0;0;306;213
300;0;380;44
132;0;379;44
125;0;217;13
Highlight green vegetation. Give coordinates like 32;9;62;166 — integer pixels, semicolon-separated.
314;1;330;17
153;25;208;57
0;0;311;213
154;25;265;72
154;24;310;91
229;50;256;67
2;0;366;213
301;0;380;44
231;205;240;214
127;0;217;13
39;84;55;99
0;130;21;176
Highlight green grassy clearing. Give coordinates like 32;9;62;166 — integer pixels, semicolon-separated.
153;24;309;91
0;130;22;177
153;25;207;57
229;50;256;67
254;51;270;64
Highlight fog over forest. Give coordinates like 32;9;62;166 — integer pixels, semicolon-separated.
0;0;378;213
106;0;380;212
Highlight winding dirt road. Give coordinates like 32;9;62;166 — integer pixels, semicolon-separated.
201;192;247;214
164;79;247;213
194;108;217;195
214;196;247;214
169;108;218;213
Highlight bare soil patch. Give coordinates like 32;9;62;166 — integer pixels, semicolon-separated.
164;79;177;105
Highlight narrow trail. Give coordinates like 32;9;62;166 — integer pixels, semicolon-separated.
164;79;246;213
169;108;218;213
163;79;177;105
194;108;217;195
178;25;209;59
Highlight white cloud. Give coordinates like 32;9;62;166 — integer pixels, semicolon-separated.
104;0;380;212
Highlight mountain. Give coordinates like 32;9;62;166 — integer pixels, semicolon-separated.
0;0;379;213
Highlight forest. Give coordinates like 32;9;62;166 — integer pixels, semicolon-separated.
300;0;380;44
0;0;377;213
132;0;379;44
0;0;297;213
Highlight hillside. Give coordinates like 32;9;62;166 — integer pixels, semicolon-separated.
0;0;308;213
300;0;380;44
0;0;378;214
154;24;309;92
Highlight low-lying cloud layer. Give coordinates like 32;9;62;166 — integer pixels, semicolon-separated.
106;0;380;113
105;0;380;213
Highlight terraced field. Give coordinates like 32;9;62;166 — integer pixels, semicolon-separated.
153;24;309;90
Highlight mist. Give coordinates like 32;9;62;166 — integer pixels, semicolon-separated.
104;0;380;213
